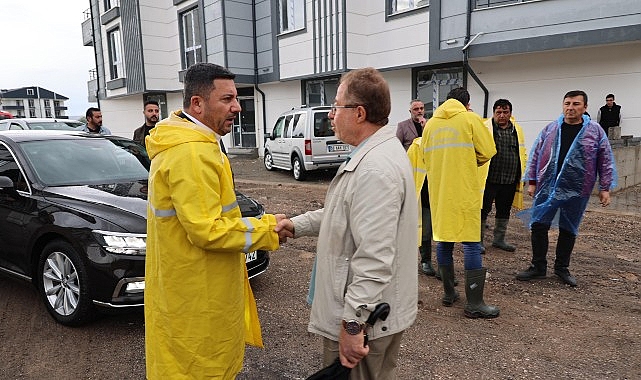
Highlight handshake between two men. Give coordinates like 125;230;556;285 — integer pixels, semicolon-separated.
274;214;295;243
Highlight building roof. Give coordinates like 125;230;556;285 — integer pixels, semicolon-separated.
0;86;68;100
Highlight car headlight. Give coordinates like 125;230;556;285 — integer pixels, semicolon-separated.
93;230;146;256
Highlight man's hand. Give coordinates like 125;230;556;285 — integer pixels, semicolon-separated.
599;190;611;207
527;184;536;197
338;328;369;368
274;214;294;243
418;115;426;127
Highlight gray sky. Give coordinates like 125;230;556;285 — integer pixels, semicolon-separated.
0;0;96;118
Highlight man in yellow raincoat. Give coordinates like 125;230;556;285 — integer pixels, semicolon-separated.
145;63;285;379
421;87;500;319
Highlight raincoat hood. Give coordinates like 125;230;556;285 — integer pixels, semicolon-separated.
432;98;468;120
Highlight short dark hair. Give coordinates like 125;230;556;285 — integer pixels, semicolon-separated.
86;107;100;119
183;63;236;109
606;93;615;100
564;90;588;105
144;100;159;108
493;99;512;112
446;87;470;107
340;67;391;127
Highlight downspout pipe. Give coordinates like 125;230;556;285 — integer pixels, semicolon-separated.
463;0;488;118
252;0;267;148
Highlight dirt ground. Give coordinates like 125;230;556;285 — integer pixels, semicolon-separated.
0;155;639;379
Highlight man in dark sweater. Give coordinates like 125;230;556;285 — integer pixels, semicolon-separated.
596;93;621;138
133;100;160;148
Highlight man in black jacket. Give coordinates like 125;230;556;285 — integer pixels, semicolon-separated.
133;100;160;148
596;94;621;138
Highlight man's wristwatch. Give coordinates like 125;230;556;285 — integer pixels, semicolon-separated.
342;319;365;335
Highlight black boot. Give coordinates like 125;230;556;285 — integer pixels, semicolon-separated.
464;268;500;319
439;264;460;306
554;229;577;287
492;218;516;252
419;242;436;276
480;218;486;254
516;223;548;281
435;265;459;285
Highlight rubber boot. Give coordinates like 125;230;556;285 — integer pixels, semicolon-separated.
554;229;577;287
464;268;500;319
419;242;436;276
435;265;459;285
439;264;460;306
516;224;548;281
492;218;516;252
480;218;486;254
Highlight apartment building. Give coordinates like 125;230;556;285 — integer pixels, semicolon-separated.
0;87;70;119
81;0;641;151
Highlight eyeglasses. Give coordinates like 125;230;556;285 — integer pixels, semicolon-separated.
330;103;360;114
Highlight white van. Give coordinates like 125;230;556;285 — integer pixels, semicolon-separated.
263;106;351;180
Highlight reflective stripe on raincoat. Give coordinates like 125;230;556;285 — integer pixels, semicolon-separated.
478;117;528;210
144;111;280;380
420;99;496;242
523;114;617;234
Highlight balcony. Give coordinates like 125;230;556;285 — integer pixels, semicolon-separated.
82;9;93;46
87;69;98;103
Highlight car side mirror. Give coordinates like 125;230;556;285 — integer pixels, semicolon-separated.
266;133;275;140
0;176;15;193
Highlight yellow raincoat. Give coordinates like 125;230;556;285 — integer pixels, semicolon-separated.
408;137;426;245
420;99;496;242
478;117;528;210
145;111;280;379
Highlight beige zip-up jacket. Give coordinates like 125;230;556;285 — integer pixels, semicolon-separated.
292;125;418;342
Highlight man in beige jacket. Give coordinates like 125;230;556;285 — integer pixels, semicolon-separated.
277;67;418;379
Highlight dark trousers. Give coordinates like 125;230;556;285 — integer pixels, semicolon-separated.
482;182;517;220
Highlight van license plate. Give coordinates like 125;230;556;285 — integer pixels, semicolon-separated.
328;144;349;152
245;251;257;263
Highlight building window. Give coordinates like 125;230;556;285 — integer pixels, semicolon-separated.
17;110;24;117
304;78;339;106
26;89;34;96
54;101;60;108
180;7;202;69
415;67;463;118
44;99;50;107
45;108;52;118
388;0;429;15
28;99;35;107
474;0;533;9
104;0;120;10
107;28;124;80
55;110;61;117
279;0;305;33
29;108;36;118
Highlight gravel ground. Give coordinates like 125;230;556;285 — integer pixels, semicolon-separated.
0;155;638;380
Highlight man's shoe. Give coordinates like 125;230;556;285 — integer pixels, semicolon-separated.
554;269;577;287
516;266;546;281
421;262;436;276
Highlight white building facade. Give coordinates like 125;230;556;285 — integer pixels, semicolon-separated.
81;0;641;151
0;87;70;119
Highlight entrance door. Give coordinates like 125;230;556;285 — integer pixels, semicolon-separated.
232;97;256;148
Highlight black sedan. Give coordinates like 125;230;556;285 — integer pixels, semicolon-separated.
0;131;269;326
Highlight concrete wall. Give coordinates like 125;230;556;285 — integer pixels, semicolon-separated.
612;143;641;192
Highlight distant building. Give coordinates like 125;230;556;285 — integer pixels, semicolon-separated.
0;87;69;119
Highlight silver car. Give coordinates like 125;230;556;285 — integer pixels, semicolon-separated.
263;106;351;180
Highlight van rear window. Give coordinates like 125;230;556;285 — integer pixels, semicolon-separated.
314;113;334;137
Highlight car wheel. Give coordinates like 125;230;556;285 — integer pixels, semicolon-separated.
37;240;95;326
264;151;274;171
292;156;306;181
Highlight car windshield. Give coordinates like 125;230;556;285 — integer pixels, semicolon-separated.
19;138;150;186
24;122;77;130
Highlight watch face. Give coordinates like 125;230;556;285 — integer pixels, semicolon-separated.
344;320;362;335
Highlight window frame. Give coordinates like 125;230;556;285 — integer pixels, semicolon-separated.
107;28;124;80
278;0;306;34
26;89;34;96
387;0;429;17
179;7;202;70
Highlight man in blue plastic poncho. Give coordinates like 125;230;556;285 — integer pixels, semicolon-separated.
516;90;617;287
